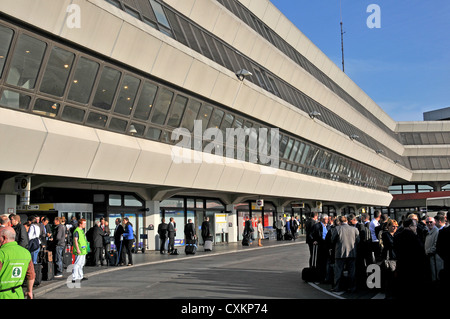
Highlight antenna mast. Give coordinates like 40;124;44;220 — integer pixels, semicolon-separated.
340;0;345;73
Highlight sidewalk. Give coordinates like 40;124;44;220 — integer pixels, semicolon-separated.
33;235;384;299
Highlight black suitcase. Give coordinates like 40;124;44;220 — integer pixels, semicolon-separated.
34;263;42;286
108;251;118;266
43;261;54;281
185;239;198;255
63;252;73;268
302;244;320;282
185;243;197;255
242;235;250;246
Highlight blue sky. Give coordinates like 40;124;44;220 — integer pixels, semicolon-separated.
269;0;450;122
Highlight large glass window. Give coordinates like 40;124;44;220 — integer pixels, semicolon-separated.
0;25;14;77
208;109;224;129
40;46;75;96
150;0;171;28
114;74;140;116
196;104;213;131
166;94;187;127
92;66;121;110
180;100;201;132
134;81;158;120
150;88;173;125
67;57;99;104
6;34;47;90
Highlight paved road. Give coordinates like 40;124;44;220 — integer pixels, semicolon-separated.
36;240;333;300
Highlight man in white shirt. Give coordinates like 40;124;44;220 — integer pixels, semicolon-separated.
369;210;381;262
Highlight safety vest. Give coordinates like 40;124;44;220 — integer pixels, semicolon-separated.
0;241;32;299
73;227;88;255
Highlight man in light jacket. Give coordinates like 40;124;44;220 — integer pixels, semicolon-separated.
424;217;443;281
331;216;359;292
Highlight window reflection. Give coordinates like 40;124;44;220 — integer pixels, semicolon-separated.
134;81;157;121
0;90;31;110
68;57;99;104
167;94;187;127
6;34;47;90
86;112;108;128
40;47;75;96
61;105;85;123
32;99;60;118
114;74;140;116
0;25;14;77
92;66;121;110
150;88;173;125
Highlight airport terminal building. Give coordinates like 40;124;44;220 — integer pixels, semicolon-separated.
0;0;449;249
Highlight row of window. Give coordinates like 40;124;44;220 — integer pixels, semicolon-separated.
400;132;450;145
215;0;398;143
408;157;450;170
104;0;404;166
388;184;434;195
278;135;393;190
0;21;393;191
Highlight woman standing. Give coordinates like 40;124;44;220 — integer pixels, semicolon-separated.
380;219;398;299
257;219;264;247
122;217;134;266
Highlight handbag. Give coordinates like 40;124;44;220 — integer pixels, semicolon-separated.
28;226;40;252
382;250;396;272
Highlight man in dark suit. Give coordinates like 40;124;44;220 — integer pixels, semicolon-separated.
114;218;124;265
331;216;359;292
309;214;329;282
184;219;196;243
436;222;450;285
157;218;168;254
91;221;105;266
305;212;318;266
201;217;211;244
393;218;427;298
167;217;177;254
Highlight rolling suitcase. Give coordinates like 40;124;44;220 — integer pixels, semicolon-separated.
63;246;73;269
108;250;118;266
185;239;198;255
34;263;42;286
302;244;320;282
242;234;250;246
43;261;55;281
204;237;213;251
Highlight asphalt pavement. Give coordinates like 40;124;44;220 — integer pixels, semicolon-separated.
33;234;385;300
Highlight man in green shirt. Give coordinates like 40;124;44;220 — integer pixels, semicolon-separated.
72;218;88;283
0;226;35;299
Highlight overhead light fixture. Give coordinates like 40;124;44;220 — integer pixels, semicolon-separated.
128;125;137;135
394;159;400;164
350;134;359;140
376;149;384;154
309;111;321;119
235;69;252;81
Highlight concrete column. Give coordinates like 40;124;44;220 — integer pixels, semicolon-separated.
226;204;237;243
0;194;16;216
145;200;161;251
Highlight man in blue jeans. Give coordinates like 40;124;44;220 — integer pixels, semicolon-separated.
52;217;66;278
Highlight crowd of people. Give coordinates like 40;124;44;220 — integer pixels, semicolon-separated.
304;210;450;298
0;213;136;298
